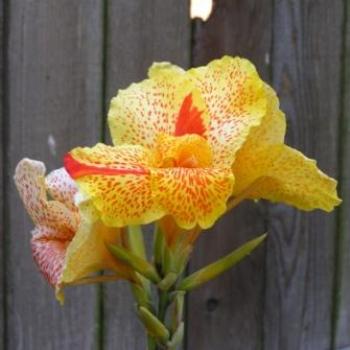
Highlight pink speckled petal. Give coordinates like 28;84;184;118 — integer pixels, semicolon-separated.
14;158;79;235
31;226;69;286
46;168;78;212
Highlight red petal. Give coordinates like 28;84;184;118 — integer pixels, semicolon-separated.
175;94;206;137
64;153;149;179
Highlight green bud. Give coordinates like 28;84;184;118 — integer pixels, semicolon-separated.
177;233;267;291
127;225;147;259
167;322;184;349
158;272;178;291
138;306;170;343
109;244;160;283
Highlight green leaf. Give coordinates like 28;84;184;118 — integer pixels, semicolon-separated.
138;306;170;343
177;233;267;291
109;244;160;283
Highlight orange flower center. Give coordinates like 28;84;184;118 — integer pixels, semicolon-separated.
155;133;213;168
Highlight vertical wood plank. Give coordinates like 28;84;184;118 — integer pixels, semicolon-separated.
0;0;5;348
5;1;103;349
103;1;190;349
264;1;343;349
187;1;272;349
335;0;350;347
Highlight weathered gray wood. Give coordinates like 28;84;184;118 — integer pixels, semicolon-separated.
335;1;350;347
103;1;190;349
0;0;5;349
187;1;272;349
5;1;103;349
264;1;343;350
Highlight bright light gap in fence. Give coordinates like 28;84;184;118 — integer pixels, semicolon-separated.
190;0;213;21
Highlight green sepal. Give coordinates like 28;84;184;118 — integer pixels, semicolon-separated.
109;244;161;283
167;322;184;349
127;226;151;296
131;283;153;311
177;233;267;291
171;291;185;327
127;225;147;259
153;224;165;273
138;306;170;344
158;272;178;291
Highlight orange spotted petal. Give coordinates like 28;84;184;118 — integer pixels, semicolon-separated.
152;167;234;230
231;83;341;212
187;56;267;167
233;145;341;212
64;143;164;227
108;62;209;148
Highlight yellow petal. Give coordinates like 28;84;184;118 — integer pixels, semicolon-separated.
65;141;234;230
61;201;129;286
108;62;209;148
233;144;341;212
187;56;267;166
152;167;234;229
155;133;213;168
244;83;286;147
64;143;164;227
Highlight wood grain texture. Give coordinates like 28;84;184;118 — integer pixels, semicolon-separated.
102;1;190;349
5;1;103;349
187;1;273;349
0;0;5;348
264;1;343;350
335;0;350;347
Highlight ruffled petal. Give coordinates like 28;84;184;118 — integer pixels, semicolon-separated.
14;159;79;235
233;144;341;211
152;167;234;229
187;56;267;166
64;143;163;227
46;168;78;212
108;62;209;148
244;83;286;147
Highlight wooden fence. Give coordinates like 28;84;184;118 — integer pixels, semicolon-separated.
1;1;349;349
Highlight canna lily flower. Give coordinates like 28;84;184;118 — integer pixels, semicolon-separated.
64;56;340;234
14;159;132;301
64;57;266;230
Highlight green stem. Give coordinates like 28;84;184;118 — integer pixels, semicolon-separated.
158;290;169;323
147;336;157;350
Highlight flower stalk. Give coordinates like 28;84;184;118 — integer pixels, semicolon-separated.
113;225;266;350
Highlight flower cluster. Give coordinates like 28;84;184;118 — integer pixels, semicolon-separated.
14;56;341;348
